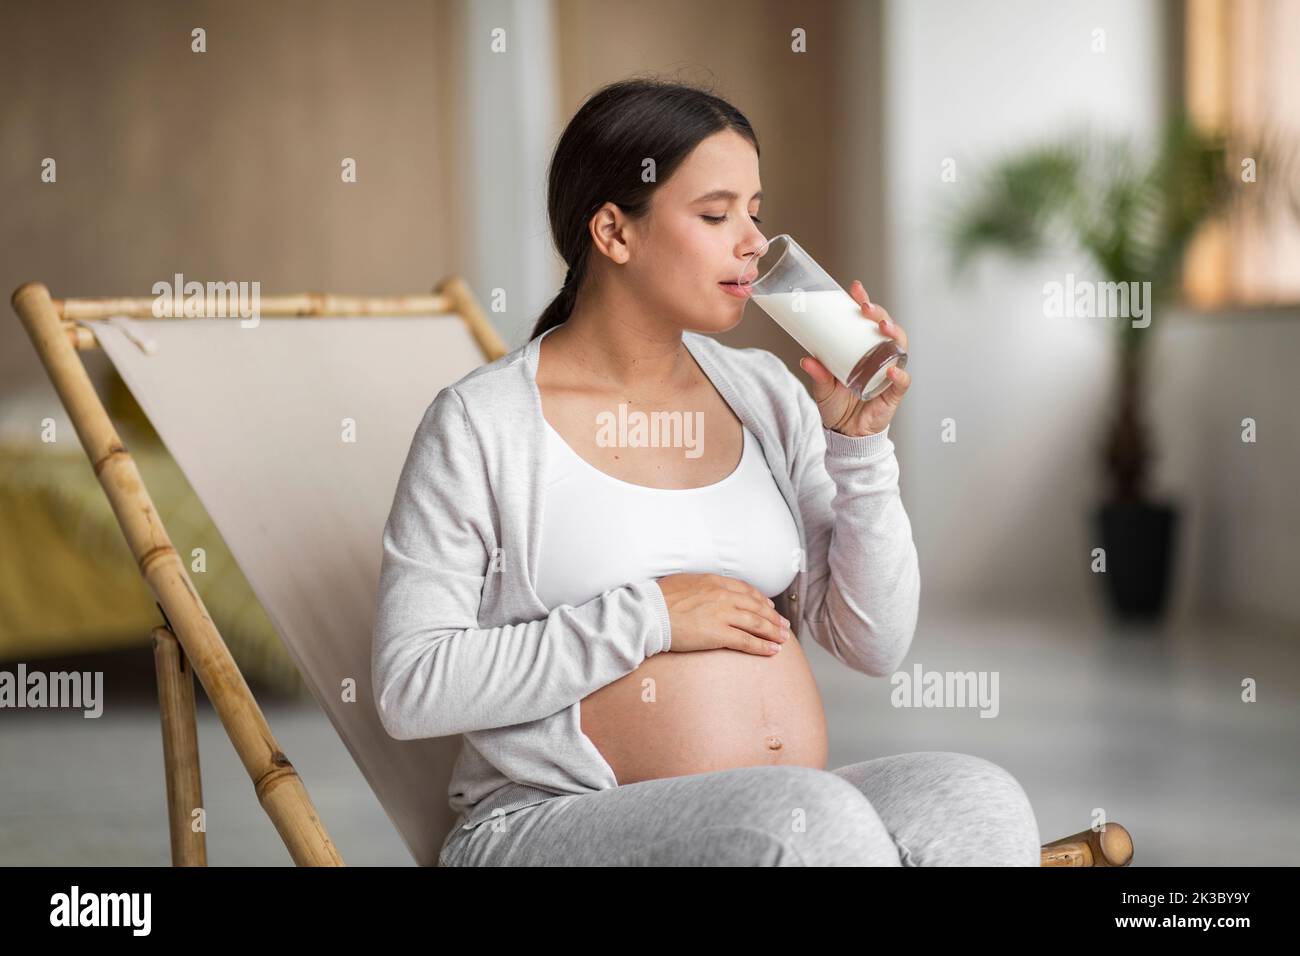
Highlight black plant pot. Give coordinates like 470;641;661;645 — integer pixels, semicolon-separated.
1093;499;1181;621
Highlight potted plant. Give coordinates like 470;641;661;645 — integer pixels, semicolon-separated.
945;113;1298;621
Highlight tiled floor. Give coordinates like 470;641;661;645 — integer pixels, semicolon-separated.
2;606;1296;866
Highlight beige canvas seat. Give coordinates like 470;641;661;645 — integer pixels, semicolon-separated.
10;279;1133;867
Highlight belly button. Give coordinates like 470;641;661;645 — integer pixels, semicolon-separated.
765;734;782;751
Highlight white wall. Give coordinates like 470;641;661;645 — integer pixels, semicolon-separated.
460;0;563;352
870;0;1299;629
1149;308;1300;628
878;0;1165;617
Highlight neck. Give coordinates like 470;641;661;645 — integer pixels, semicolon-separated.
551;281;694;396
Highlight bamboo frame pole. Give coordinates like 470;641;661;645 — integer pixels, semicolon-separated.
53;291;456;320
12;281;342;866
52;280;509;359
1041;822;1134;867
151;625;207;866
434;275;507;361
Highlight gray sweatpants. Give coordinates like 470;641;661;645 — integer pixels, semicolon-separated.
437;751;1041;866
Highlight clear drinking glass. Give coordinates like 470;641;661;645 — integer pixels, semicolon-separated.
740;234;906;401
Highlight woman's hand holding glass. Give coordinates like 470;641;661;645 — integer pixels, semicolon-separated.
798;280;912;437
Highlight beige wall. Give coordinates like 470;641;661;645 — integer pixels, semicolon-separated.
1;0;463;420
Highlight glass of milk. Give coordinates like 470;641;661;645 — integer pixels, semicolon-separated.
740;234;907;401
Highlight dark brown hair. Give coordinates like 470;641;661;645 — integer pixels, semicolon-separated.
529;77;760;340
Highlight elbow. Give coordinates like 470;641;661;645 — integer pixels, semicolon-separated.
867;567;920;677
371;622;463;741
378;714;411;742
377;711;412;742
372;641;407;739
836;619;911;678
838;570;920;678
864;621;915;677
372;653;446;741
814;614;914;679
374;679;457;741
373;677;415;741
865;552;920;677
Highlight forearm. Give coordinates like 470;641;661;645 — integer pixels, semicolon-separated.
373;569;672;740
799;424;921;676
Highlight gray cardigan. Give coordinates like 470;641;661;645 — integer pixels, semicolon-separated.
371;323;921;832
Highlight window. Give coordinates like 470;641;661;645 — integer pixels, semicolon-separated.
1182;0;1300;308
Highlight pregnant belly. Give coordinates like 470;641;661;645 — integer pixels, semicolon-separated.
578;635;829;785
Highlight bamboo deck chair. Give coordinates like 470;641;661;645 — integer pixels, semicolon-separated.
10;279;1133;868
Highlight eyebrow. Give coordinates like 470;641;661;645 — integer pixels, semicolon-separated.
692;189;763;203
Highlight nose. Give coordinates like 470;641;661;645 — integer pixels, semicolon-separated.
737;229;769;280
740;228;768;264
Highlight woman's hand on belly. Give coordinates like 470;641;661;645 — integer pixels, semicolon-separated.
655;573;791;655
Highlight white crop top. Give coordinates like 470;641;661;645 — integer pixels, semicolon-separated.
534;417;802;610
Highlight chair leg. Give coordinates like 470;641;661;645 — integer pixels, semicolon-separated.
1041;822;1134;866
14;281;343;866
152;625;207;866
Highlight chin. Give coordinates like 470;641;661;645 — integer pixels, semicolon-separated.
687;315;743;336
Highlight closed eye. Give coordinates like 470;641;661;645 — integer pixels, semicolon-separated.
702;214;763;225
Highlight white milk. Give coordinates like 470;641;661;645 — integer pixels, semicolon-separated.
750;289;891;385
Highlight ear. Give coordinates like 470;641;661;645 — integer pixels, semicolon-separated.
589;201;633;266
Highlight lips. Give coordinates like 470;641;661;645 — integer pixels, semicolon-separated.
719;279;753;299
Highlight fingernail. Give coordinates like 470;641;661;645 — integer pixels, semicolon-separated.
770;641;782;653
768;598;775;607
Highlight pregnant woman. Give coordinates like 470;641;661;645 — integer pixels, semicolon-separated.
372;78;1041;866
